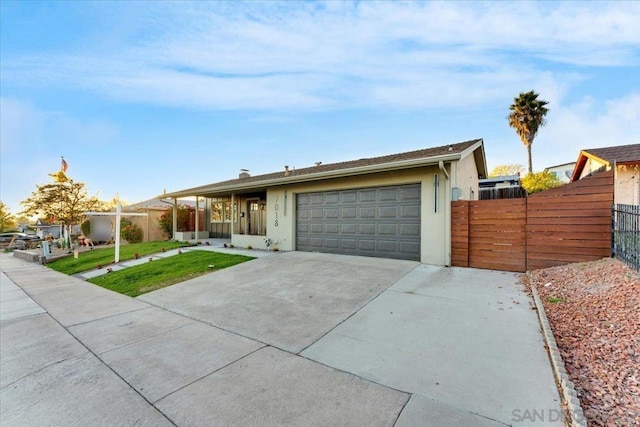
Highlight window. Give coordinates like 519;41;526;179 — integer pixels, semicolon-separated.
211;202;223;222
211;199;232;223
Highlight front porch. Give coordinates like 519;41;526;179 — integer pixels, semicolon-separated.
167;190;272;250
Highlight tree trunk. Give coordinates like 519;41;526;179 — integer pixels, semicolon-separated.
527;143;533;174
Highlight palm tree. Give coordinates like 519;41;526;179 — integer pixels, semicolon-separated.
508;90;549;174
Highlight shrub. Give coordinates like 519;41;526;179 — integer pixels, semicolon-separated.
521;171;563;194
81;219;91;237
159;205;194;239
120;219;143;243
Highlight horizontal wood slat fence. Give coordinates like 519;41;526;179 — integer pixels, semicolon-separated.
452;170;614;272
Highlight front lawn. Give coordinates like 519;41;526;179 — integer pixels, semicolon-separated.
47;241;189;275
88;251;254;297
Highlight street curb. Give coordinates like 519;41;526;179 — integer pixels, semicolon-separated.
529;280;587;427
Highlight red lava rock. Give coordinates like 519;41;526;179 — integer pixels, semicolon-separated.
523;258;640;426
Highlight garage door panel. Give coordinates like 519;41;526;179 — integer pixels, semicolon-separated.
341;207;356;218
379;223;398;235
310;223;323;233
325;238;339;248
400;224;420;235
341;191;357;203
379;206;398;218
341;223;357;234
341;239;356;249
310;209;324;219
310;237;324;247
325;208;339;218
359;206;376;218
325;192;340;204
358;240;376;251
359;190;376;202
401;205;420;218
359;224;376;234
400;186;421;200
297;184;420;261
378;241;398;253
378;188;398;201
325;223;339;233
400;242;420;254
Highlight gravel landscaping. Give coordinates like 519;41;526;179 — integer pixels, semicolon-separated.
524;258;639;426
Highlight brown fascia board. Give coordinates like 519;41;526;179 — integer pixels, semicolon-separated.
460;140;487;178
570;150;611;182
160;139;484;199
569;152;589;182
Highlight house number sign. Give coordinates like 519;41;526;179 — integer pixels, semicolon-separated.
274;197;279;227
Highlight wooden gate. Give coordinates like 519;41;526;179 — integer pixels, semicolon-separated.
452;170;614;272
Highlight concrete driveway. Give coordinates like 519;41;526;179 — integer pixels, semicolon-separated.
1;251;562;426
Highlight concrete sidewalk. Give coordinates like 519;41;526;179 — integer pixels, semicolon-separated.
1;251;562;426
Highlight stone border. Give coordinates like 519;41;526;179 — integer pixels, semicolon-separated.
529;280;587;427
12;250;40;262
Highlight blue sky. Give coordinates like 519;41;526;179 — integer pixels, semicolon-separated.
1;1;639;214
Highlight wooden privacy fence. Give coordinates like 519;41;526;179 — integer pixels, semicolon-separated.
452;170;614;272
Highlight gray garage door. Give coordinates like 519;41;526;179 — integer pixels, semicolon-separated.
296;184;421;261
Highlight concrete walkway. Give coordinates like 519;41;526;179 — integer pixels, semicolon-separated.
1;251;563;426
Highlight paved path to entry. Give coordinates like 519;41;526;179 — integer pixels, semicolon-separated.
1;251;562;426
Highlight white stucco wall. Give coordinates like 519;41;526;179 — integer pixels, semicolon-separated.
615;165;640;205
450;154;480;200
262;165;451;265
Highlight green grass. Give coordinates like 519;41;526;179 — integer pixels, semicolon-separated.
88;251;254;297
47;241;190;275
546;296;566;304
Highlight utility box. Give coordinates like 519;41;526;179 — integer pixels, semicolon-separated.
452;187;463;201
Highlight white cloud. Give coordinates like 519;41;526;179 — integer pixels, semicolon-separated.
534;92;640;168
2;1;639;112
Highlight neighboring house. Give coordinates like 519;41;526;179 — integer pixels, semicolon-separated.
33;219;80;239
544;162;575;184
161;139;488;265
33;219;61;239
478;175;525;199
571;144;640;205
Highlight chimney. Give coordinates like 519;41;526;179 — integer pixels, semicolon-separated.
315;161;322;167
284;165;290;176
239;169;250;179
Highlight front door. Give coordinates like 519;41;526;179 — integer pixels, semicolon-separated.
247;199;266;235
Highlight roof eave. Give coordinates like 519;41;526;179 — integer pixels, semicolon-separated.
570;150;612;182
459;139;487;178
161;152;464;198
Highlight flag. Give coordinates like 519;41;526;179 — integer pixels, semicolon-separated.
61;157;68;172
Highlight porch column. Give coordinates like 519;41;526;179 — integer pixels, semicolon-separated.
231;193;235;236
145;209;150;242
195;196;199;241
172;198;177;240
